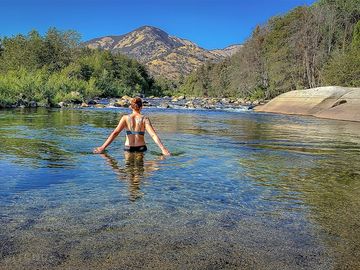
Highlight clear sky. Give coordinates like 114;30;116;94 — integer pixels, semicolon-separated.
1;0;316;49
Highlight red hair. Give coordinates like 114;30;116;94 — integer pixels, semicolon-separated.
130;97;143;111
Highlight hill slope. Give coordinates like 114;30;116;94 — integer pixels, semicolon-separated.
84;26;242;79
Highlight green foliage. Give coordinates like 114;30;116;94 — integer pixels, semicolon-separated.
352;20;360;48
0;28;159;107
180;0;360;99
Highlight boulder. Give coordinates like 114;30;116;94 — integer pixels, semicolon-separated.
255;86;360;122
81;102;89;107
114;100;129;107
95;104;106;108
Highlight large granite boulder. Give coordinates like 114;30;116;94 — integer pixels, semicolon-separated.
255;86;360;122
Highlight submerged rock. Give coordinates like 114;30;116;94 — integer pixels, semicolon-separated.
254;86;360;122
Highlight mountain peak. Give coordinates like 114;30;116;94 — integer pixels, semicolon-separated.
84;26;242;79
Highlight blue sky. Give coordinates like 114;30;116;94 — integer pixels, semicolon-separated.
1;0;316;49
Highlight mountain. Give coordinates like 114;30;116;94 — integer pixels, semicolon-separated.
84;26;242;79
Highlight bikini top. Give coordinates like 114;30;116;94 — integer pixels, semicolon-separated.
126;115;145;136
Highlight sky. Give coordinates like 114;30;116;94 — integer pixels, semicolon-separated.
0;0;316;49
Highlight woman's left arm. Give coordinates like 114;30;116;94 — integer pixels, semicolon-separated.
93;116;126;154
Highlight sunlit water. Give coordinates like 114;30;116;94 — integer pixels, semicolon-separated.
1;108;360;269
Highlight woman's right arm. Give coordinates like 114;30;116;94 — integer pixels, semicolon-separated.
145;117;171;156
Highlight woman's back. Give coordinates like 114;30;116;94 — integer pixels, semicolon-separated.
124;114;146;147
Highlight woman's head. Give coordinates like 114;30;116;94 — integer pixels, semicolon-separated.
130;97;143;111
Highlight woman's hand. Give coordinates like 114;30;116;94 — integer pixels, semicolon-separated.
93;146;105;154
161;148;171;156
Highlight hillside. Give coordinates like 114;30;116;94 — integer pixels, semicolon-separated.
179;0;360;99
84;26;242;79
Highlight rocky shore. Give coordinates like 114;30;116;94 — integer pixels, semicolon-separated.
255;86;360;122
7;94;262;111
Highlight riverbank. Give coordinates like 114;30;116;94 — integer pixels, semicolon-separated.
255;86;360;122
3;94;260;111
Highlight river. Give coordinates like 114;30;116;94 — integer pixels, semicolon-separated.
1;107;360;269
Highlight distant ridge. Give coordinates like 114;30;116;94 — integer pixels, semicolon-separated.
84;26;242;79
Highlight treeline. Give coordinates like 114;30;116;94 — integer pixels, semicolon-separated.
180;0;360;100
0;28;161;107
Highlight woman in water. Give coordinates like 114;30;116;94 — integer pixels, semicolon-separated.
93;97;171;155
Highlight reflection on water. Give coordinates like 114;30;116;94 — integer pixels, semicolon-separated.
100;152;163;201
0;108;360;269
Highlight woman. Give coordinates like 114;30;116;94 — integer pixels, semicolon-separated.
93;97;171;155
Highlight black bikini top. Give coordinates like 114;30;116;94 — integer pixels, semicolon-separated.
126;115;145;136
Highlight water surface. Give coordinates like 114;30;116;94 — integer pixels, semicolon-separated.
1;108;360;269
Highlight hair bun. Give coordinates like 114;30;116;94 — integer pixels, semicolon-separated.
131;97;143;110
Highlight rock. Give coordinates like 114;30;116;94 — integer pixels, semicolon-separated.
160;102;170;108
95;104;106;108
178;95;185;100
221;98;230;104
171;98;179;102
87;99;97;105
252;100;260;106
148;95;155;99
29;101;37;108
58;102;66;108
121;95;132;101
237;98;245;104
254;86;360;122
81;102;89;107
207;98;218;105
37;102;50;108
114;100;129;107
142;100;151;106
69;91;82;104
185;101;195;108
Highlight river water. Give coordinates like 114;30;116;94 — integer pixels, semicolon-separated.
1;108;360;269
